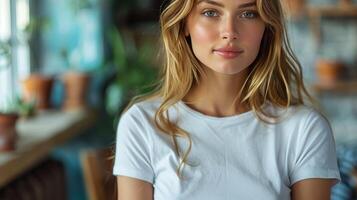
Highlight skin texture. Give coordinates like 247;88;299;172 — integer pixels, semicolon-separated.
183;0;266;116
291;179;336;200
116;0;337;199
185;0;265;76
117;176;153;200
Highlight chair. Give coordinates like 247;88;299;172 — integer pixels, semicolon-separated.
80;147;117;200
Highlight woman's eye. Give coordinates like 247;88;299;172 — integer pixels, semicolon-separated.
240;11;258;19
202;10;218;17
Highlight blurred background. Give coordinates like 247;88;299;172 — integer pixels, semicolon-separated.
0;0;357;199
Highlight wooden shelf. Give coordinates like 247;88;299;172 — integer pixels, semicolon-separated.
313;80;357;94
308;5;357;17
307;4;357;44
0;109;96;188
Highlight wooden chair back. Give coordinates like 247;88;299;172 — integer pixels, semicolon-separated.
81;147;117;200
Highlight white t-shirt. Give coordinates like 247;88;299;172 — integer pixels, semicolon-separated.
113;99;341;200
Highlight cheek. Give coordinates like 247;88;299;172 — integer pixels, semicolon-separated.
189;23;215;49
242;25;265;50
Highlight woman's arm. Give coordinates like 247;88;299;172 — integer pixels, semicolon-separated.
117;176;153;200
291;178;336;200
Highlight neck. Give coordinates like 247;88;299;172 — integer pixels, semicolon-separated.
183;68;250;117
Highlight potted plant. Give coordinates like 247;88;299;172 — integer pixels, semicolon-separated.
0;98;35;152
315;59;344;86
0;102;19;152
59;1;99;111
0;40;36;152
18;14;54;111
21;74;54;110
60;48;91;111
340;0;352;6
315;47;345;88
0;40;18;152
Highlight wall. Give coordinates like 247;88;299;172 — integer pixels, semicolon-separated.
287;0;357;144
38;0;104;75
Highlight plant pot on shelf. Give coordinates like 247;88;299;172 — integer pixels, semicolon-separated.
21;74;54;110
340;0;352;6
62;71;90;111
0;113;19;152
315;59;344;87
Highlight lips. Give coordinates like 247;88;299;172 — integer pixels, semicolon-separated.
213;47;243;59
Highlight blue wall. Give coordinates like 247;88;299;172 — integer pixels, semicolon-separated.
35;1;109;200
40;0;104;75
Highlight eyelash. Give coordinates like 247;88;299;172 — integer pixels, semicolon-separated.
241;11;259;19
201;10;259;19
202;10;219;17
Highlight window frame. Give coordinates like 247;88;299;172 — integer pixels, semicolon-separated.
0;0;30;107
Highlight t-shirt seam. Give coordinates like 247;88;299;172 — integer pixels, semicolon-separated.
114;166;154;184
289;165;341;186
177;100;254;125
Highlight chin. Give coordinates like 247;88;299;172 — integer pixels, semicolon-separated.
212;64;248;75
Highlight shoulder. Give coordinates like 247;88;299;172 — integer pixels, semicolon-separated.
122;98;161;119
288;105;330;131
271;104;334;143
126;98;162;117
118;98;163;133
264;103;328;127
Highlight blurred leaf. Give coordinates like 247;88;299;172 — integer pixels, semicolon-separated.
23;17;51;40
0;40;11;70
105;27;159;115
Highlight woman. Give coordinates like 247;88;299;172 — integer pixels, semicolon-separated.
113;0;341;199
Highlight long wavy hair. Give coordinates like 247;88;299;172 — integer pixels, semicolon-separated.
123;0;312;178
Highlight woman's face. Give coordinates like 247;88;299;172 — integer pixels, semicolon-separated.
185;0;265;76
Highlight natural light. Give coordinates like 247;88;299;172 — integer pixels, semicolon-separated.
0;0;30;110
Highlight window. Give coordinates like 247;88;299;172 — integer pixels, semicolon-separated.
0;0;30;109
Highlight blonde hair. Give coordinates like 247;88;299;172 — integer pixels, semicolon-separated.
123;0;312;178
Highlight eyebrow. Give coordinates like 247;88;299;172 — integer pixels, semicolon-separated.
197;0;256;8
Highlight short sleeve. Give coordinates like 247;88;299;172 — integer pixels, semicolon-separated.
289;109;341;186
113;105;155;184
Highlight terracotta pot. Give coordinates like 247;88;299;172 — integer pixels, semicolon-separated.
62;71;90;110
316;59;343;85
340;0;352;6
0;113;18;152
21;74;54;110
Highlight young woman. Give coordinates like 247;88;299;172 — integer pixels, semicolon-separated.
113;0;341;199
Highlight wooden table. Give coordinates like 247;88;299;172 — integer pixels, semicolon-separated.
0;109;96;188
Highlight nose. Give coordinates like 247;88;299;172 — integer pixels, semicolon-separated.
220;16;238;40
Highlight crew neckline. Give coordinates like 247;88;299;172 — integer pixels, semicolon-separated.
176;100;256;124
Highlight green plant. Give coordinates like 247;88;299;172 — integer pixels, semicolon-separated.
0;96;35;116
0;99;18;114
0;40;15;115
23;16;51;40
69;0;96;12
59;48;73;70
0;40;35;116
0;40;11;71
16;98;36;117
105;27;159;116
111;0;140;17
